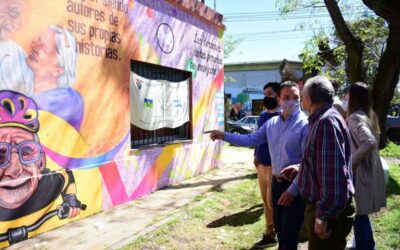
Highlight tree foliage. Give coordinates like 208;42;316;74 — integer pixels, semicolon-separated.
277;0;400;147
299;15;388;87
223;34;242;60
223;34;242;83
236;92;249;104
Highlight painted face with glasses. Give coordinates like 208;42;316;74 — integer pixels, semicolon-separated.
0;127;45;209
0;141;42;167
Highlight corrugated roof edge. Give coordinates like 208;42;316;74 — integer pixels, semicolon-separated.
224;60;303;72
166;0;226;30
225;60;303;66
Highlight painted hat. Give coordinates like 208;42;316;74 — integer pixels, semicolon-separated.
0;90;39;132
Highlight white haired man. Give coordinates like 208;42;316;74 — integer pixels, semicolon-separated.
0;0;34;95
299;76;355;250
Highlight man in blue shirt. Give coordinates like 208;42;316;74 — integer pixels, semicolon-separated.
253;82;280;248
206;81;308;250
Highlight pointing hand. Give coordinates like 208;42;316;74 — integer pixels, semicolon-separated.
204;130;224;141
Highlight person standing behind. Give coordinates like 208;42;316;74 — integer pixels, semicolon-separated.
298;76;355;250
206;81;308;250
346;82;386;250
253;82;280;248
237;102;246;120
229;104;239;121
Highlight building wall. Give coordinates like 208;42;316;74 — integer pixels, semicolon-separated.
0;0;224;246
225;69;282;107
224;63;302;111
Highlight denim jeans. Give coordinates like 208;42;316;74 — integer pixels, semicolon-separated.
271;177;305;250
354;214;375;250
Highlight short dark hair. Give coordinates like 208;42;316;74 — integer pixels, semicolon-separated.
263;82;280;94
278;81;298;96
304;76;334;104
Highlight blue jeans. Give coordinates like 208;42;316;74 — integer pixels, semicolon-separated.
354;214;375;250
271;177;305;250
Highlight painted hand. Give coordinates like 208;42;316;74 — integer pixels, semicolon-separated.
68;207;81;218
62;194;83;218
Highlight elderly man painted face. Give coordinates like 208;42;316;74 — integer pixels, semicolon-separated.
0;127;45;209
26;28;63;92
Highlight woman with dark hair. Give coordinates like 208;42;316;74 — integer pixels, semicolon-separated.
346;82;386;250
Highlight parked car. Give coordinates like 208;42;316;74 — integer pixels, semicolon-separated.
387;104;400;144
228;115;259;134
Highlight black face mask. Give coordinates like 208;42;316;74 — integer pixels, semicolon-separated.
264;96;278;110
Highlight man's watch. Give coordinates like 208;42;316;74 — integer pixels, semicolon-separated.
315;218;325;225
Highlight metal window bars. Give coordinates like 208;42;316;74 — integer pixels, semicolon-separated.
130;61;192;148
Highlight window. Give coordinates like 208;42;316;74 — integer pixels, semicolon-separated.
243;118;252;124
130;60;192;149
247;117;257;125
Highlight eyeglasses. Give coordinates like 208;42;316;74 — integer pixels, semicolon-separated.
0;141;42;169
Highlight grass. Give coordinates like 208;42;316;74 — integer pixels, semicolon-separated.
372;165;400;250
122;174;270;250
122;165;400;250
380;141;400;158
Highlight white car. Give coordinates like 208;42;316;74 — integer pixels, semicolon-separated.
228;116;259;134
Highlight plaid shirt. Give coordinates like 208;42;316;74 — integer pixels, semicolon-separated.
298;104;354;220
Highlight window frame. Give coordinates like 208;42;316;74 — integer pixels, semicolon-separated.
130;60;193;149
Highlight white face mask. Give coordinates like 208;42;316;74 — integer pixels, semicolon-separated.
342;100;348;112
281;100;300;115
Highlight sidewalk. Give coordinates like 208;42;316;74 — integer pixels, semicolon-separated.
7;145;255;250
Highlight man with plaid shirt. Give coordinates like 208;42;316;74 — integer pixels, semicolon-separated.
299;76;355;250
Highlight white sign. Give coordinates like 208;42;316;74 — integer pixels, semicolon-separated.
130;72;189;130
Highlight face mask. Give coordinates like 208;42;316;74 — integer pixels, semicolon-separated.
342;100;348;112
281;100;300;115
264;97;278;110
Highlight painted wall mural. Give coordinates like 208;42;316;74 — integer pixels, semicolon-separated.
0;0;224;247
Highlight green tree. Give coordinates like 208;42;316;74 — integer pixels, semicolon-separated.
277;0;400;147
391;86;400;106
223;34;242;130
224;34;242;60
236;92;250;104
300;16;388;86
223;34;242;83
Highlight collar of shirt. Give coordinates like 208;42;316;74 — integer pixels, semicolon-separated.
279;109;301;122
308;103;333;124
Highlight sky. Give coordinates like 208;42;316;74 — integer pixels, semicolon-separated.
212;0;370;64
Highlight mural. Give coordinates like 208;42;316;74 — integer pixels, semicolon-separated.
0;91;85;244
0;0;224;247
